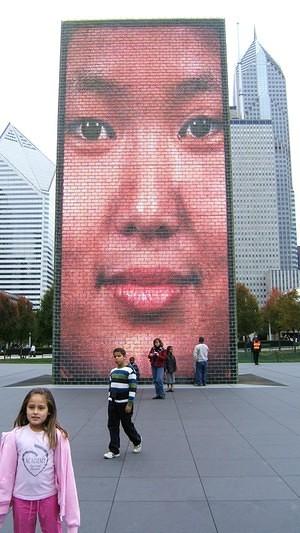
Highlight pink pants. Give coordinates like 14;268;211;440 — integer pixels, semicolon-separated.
12;494;62;533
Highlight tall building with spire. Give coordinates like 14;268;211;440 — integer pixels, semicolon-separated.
231;115;281;304
0;124;55;308
234;30;297;271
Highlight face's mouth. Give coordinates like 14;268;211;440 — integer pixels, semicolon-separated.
96;268;200;313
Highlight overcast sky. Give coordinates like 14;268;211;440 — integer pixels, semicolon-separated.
1;0;299;241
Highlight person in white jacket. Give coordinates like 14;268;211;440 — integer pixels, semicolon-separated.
193;336;209;386
0;388;80;532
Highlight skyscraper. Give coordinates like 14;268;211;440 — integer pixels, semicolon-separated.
0;123;55;308
231;116;281;305
235;32;297;270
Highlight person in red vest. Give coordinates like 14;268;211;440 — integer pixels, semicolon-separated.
251;336;261;365
148;338;167;399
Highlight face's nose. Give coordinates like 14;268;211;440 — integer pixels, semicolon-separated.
115;129;184;240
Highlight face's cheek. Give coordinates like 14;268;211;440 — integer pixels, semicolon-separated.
62;151;116;239
61;143;124;272
173;145;228;256
171;147;229;336
61;137;125;336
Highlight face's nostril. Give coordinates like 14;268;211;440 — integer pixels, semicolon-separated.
156;225;173;239
123;224;137;235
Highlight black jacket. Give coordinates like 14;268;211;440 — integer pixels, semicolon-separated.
165;353;177;373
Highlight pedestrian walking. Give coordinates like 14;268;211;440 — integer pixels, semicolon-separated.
251;336;261;365
30;344;36;357
104;348;142;459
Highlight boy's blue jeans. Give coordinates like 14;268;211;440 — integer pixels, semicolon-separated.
195;361;208;385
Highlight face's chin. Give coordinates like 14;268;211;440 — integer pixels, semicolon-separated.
60;243;230;379
61;271;229;378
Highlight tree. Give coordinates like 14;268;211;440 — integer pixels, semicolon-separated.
262;289;283;341
262;289;300;349
36;286;53;345
278;290;300;333
0;292;18;346
15;296;35;346
236;283;261;339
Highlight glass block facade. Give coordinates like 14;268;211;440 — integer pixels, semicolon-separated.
53;19;237;384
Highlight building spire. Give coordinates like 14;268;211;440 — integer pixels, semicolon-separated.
236;22;244;119
254;25;257;41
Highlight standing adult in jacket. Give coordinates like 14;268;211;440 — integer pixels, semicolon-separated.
148;338;167;399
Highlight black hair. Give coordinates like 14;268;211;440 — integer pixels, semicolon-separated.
153;338;163;347
113;347;126;356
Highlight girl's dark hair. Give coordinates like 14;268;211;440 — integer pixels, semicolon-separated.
167;346;173;352
14;388;68;449
153;338;163;347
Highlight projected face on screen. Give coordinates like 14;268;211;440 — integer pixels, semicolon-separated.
58;22;231;380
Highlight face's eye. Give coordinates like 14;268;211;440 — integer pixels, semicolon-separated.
66;119;116;141
28;403;46;410
178;116;221;139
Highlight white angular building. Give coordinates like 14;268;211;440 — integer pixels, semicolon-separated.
235;33;298;270
0;124;55;308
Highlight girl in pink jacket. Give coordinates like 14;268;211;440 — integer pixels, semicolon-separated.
0;387;80;532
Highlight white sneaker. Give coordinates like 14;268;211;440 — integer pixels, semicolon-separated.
104;451;120;459
132;440;142;454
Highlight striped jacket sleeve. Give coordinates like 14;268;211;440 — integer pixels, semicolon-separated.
128;368;137;403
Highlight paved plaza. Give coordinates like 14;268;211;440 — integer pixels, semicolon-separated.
1;362;300;532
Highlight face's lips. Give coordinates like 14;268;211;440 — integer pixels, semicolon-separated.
96;268;200;313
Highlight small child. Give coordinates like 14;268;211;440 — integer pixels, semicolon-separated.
0;387;80;532
104;348;142;459
165;346;177;392
128;356;140;382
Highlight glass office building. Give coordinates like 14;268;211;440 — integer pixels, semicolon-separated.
0;123;55;308
235;34;297;270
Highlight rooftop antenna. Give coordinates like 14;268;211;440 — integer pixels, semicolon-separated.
236;22;244;119
254;25;257;41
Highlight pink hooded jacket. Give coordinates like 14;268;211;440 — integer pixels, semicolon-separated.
0;427;80;532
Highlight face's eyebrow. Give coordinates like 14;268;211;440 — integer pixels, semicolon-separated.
172;75;221;99
72;74;128;97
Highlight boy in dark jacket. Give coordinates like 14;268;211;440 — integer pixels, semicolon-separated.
129;356;140;382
